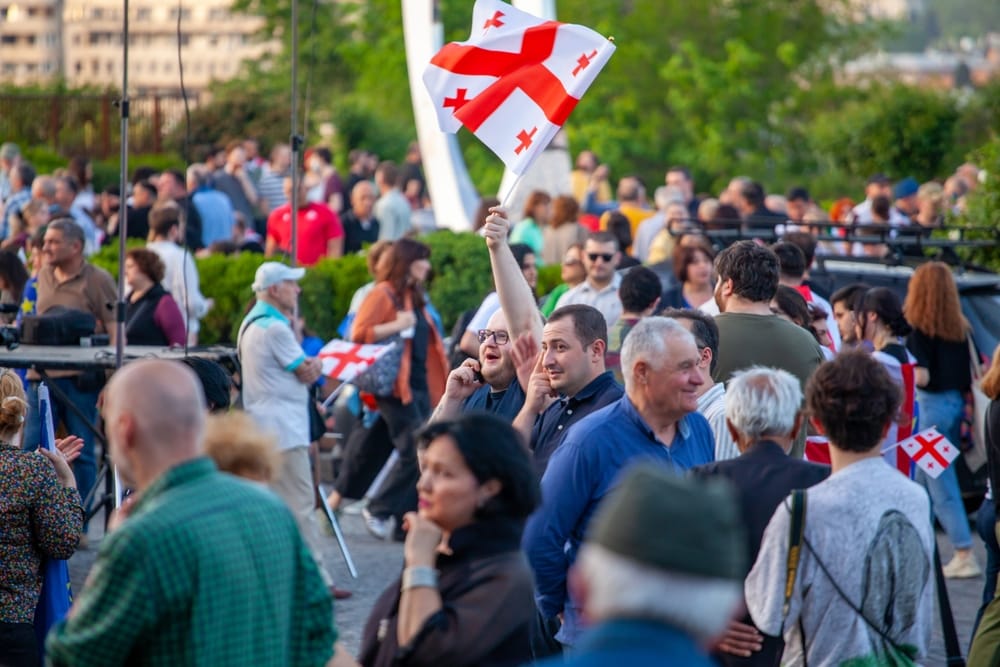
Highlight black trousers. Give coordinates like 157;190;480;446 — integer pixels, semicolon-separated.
0;622;38;667
333;414;394;500
367;389;430;523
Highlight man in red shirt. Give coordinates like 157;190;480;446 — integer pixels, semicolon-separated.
266;177;344;266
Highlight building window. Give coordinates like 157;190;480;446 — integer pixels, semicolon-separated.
136;7;151;20
75;60;82;74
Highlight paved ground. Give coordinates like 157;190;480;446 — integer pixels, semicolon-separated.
68;505;989;663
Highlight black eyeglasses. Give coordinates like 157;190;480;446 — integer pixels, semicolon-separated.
587;252;614;263
477;329;510;344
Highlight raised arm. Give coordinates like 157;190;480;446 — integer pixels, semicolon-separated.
482;208;543;343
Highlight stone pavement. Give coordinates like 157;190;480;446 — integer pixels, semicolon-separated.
67;507;989;663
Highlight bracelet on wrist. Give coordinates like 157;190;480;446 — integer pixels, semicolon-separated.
401;566;438;591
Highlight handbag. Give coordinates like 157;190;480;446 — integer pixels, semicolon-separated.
350;335;404;397
350;287;406;398
965;335;989;473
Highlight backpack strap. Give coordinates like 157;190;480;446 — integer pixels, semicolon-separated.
780;489;807;635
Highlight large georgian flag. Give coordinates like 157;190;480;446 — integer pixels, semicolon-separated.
423;0;615;175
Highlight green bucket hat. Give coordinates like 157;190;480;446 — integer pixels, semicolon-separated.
588;465;746;581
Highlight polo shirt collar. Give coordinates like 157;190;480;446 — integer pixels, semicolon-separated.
566;370;616;407
130;457;217;518
621;395;692;444
247;299;289;325
47;262;89;284
581;272;621;295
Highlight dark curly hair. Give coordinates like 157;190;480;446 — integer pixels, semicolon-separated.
715;240;779;303
806;350;901;453
857;287;911;339
126;247;166;284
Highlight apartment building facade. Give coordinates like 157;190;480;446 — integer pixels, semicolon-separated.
0;0;275;93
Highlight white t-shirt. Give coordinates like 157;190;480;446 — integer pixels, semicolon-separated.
147;240;210;334
746;457;934;666
238;303;310;450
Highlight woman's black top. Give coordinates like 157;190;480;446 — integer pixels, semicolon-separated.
359;518;538;667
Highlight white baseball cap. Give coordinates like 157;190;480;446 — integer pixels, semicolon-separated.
251;262;306;292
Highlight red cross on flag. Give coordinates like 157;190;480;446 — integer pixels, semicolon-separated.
898;427;959;479
423;0;615;176
318;340;394;383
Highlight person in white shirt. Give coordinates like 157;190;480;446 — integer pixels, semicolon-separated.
554;231;623;327
146;204;212;344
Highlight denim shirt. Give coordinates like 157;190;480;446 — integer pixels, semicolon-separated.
523;396;715;646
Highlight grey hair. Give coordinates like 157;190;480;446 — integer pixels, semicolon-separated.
620;317;694;392
577;544;741;642
47;218;86;249
724;366;802;440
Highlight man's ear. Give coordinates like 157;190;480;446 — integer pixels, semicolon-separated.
590;338;607;361
725;418;740;445
789;411;805;441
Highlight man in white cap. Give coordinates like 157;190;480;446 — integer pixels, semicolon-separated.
238;262;348;598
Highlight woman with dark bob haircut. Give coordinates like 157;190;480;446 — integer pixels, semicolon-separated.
360;413;541;667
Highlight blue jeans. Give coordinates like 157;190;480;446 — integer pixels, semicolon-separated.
916;388;972;550
973;499;1000;640
23;378;100;530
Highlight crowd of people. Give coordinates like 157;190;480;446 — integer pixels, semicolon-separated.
0;134;999;666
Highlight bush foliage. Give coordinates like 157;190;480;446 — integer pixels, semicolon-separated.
90;230;503;345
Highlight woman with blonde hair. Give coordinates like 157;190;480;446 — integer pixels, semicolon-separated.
0;369;82;666
905;261;979;578
203;412;283;484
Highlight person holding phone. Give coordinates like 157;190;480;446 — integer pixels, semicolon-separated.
352;238;449;541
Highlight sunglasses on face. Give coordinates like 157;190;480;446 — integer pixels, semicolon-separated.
587;252;614;263
477;329;510;345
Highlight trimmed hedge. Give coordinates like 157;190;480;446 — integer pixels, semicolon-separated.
90;230;505;344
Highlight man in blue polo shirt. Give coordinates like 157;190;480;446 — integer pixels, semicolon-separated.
513;304;623;476
524;316;715;648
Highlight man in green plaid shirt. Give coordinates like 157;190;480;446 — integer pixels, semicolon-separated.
45;360;339;666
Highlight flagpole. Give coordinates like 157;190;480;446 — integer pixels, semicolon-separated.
499;172;526;210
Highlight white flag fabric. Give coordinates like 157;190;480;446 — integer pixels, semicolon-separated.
898;427;959;479
423;0;614;175
318;340;394;383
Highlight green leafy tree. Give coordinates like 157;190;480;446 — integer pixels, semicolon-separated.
809;85;960;182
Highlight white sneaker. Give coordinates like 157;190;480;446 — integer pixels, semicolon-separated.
943;551;982;579
361;507;395;541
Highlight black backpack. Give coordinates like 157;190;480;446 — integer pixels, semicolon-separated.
21;306;97;346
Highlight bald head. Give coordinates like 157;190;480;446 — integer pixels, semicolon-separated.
106;360;207;461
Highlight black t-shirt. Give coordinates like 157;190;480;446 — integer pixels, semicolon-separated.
408;306;430;393
906;328;972;393
880;342;909;365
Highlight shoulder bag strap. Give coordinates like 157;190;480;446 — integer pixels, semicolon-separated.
237;314;268;358
780;489;807;636
969;334;984;382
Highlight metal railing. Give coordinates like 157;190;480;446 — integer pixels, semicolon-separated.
0;92;197;158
